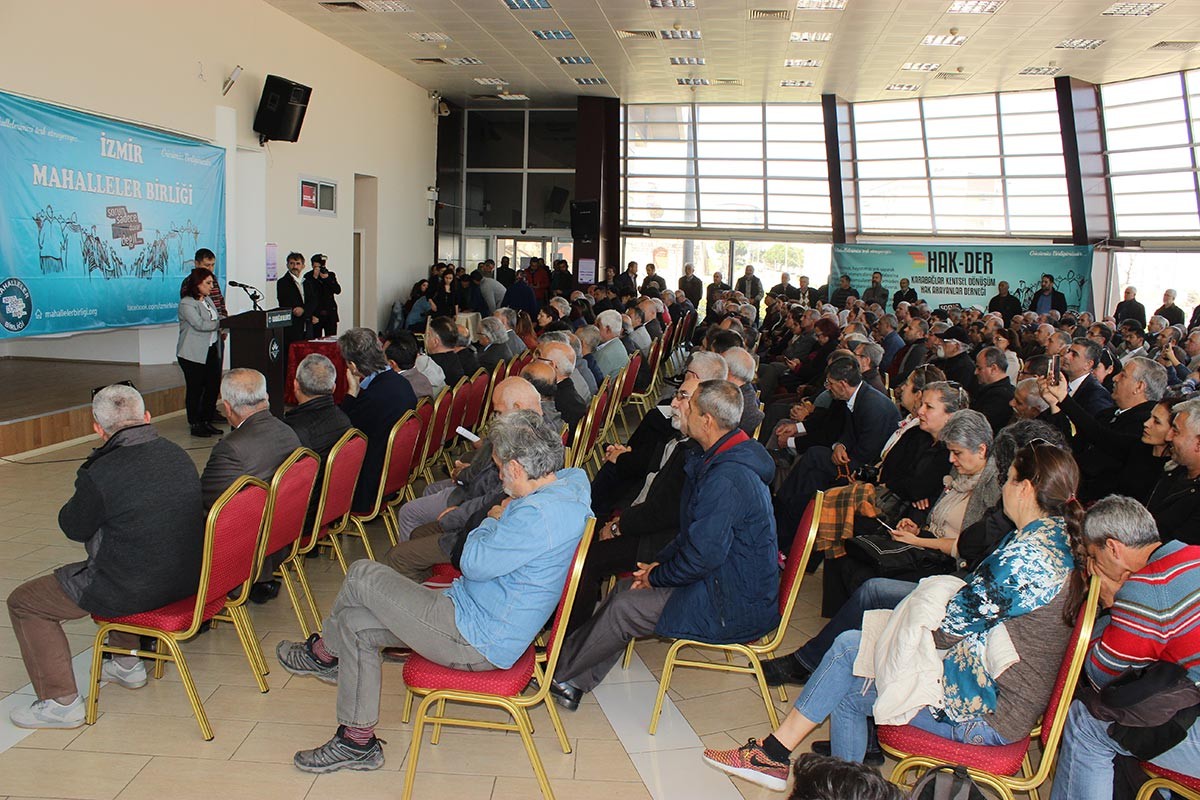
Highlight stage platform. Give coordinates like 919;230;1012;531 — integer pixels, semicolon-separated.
0;358;185;457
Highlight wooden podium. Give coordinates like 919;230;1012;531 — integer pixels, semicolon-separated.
221;308;293;417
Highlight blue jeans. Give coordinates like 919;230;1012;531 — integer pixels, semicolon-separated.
793;630;1008;762
794;578;916;672
1050;700;1200;800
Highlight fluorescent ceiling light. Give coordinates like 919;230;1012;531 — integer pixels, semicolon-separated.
661;29;702;38
556;55;593;64
498;93;532;100
780;79;815;87
795;0;846;8
1056;38;1105;49
902;62;940;71
1019;65;1061;75
650;0;697;6
503;0;551;8
790;31;833;42
677;77;711;85
886;83;920;91
474;77;510;85
1102;2;1165;15
922;34;967;46
948;0;1004;13
356;1;412;10
532;29;574;39
446;57;483;66
670;56;706;65
784;58;823;67
409;32;452;42
576;77;607;85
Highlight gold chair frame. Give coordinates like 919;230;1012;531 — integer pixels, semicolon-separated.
644;492;825;733
401;518;596;800
344;409;418;559
84;476;270;740
1136;767;1200;800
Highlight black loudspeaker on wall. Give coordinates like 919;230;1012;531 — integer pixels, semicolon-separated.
570;200;599;241
253;75;312;144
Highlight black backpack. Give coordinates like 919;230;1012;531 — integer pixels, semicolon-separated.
909;765;989;800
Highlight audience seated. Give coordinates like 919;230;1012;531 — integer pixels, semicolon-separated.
547;380;778;712
7;385;204;729
1050;496;1200;800
593;309;631;378
285;354;353;460
474;316;510;372
384;332;436;400
536;339;588;434
721;346;765;435
971;345;1016;434
337;328;418;514
278;411;589;773
381;377;544;579
705;441;1086;790
1145;397;1200;544
424;316;466;386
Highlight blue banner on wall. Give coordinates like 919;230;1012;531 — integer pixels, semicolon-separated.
0;90;225;338
832;243;1094;315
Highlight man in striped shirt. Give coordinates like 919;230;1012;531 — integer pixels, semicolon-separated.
1051;496;1200;800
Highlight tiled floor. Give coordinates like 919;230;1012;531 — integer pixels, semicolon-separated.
0;412;842;800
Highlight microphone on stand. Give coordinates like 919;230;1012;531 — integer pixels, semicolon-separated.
228;280;264;311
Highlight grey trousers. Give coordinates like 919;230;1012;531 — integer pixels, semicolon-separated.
554;579;674;693
396;480;454;542
321;559;492;728
380;522;448;583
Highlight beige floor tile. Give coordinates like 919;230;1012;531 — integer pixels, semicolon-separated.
231;721;411;771
493;776;652;800
0;748;149;800
0;657;33;693
0;540;54;560
308;769;494;800
571;738;642;782
88;675;219;721
0;560;51;581
67;711;255;759
115;756;314;800
676;688;782;736
527;696;616;741
405;728;575;780
13;721;90;751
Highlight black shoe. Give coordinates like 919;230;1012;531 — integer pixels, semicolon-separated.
760;653;811;687
189;425;212;437
249;580;281;605
202;422;224;435
548;680;582;711
809;739;884;766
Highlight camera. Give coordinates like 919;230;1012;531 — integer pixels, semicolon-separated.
854;465;880;484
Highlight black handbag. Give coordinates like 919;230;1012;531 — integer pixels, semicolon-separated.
844;521;957;580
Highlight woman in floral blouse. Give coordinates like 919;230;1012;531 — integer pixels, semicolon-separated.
702;443;1088;792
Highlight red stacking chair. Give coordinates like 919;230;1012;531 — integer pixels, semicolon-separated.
288;429;367;630
400;519;597;800
345;410;422;556
879;577;1102;800
1136;764;1200;800
461;368;491;438
441;377;474;472
85;476;270;740
420;386;455;485
479;359;508;422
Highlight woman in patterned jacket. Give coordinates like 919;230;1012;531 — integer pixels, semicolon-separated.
702;443;1088;792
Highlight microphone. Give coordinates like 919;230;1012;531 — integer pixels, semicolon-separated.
228;280;250;289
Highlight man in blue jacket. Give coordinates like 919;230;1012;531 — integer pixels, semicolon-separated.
277;410;591;773
548;379;779;711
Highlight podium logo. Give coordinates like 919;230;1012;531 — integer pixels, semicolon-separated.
269;339;281;362
0;278;33;332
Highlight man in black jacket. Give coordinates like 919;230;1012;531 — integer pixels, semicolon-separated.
538;340;588;435
987;281;1023;326
1028;273;1067;316
929;325;976;387
496;255;516;288
304;254;341;338
1146;397;1200;545
971;346;1015;434
7;385;205;729
285;353;353;532
1114;285;1147;329
338;328;417;514
424;316;466;387
678;263;704;308
277;251;313;345
1054;337;1115;419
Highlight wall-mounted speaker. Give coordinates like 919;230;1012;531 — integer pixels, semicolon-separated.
253;75;312;143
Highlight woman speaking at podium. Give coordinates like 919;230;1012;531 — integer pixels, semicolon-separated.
177;267;224;438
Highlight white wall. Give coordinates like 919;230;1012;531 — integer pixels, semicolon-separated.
0;0;435;364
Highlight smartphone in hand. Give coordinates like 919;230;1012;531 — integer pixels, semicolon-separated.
1048;354;1062;386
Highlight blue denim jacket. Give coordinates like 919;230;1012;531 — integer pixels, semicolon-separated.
446;468;591;669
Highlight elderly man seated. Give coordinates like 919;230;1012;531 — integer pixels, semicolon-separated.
547;380;779;711
277;411;591;773
7;385;205;728
1050;496;1200;800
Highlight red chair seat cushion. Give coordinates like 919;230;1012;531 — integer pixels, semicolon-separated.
430;563;462;582
1141;763;1200;791
877;724;1031;776
93;594;225;633
403;646;535;697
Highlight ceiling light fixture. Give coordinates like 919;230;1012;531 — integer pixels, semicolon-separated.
650;0;696;6
503;0;551;8
409;32;452;42
1102;2;1165;15
886;83;921;91
660;28;702;38
556;55;593;64
669;56;706;64
795;0;846;8
498;93;532;100
784;58;823;67
532;29;574;39
445;57;484;65
922;33;967;46
617;29;659;38
677;77;711;85
1056;38;1105;49
790;31;833;42
902;62;941;71
1019;65;1061;75
780;79;815;87
474;77;510;85
948;0;1004;13
576;77;607;85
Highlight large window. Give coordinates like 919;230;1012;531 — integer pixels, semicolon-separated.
464;109;576;230
852;89;1070;236
623;104;832;233
1110;251;1200;320
1102;71;1200;237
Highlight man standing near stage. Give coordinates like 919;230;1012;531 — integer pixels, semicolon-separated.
277;251;313;344
305;254;341;338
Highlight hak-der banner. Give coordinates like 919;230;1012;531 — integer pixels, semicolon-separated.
0;90;225;338
832;243;1094;315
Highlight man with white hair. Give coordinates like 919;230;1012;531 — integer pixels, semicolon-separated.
1147;314;1169;337
475;316;510;372
1146;397;1200;542
1114;285;1146;329
626;306;653;358
538;339;588;433
722;347;765;435
285;354;353;464
1154;288;1185;327
564;332;595;401
576;325;606;390
1010;378;1049;420
549;295;571;321
594;309;630;378
7;385;205;729
201;368;301;510
492;308;525;360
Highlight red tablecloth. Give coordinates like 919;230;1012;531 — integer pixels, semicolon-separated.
285;338;348;405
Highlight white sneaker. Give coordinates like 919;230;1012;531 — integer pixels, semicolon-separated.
9;696;86;729
102;658;148;689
